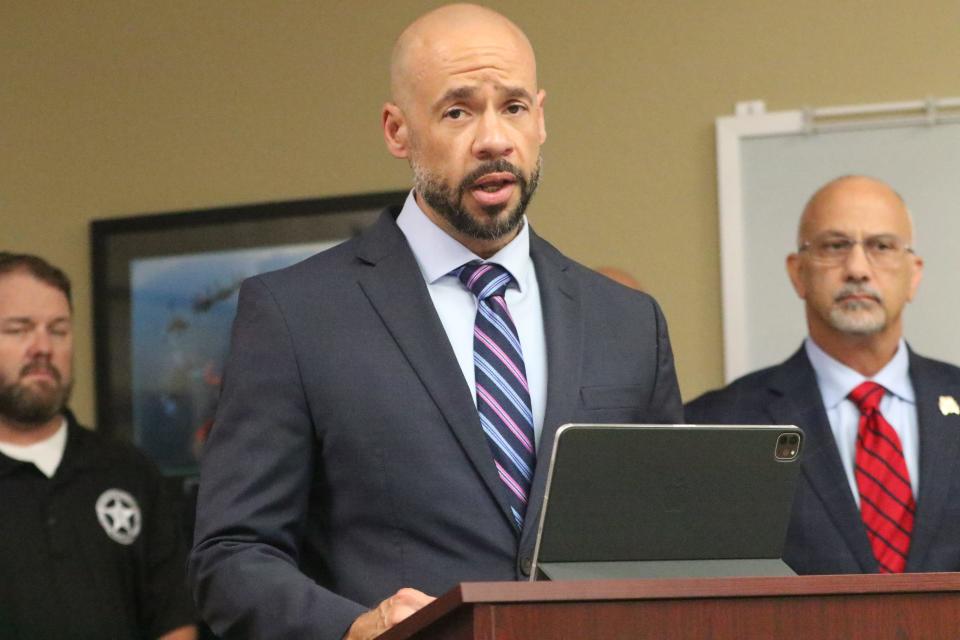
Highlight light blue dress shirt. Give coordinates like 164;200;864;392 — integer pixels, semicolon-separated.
396;191;548;447
805;337;919;506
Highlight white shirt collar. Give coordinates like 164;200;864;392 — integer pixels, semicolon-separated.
0;417;68;478
396;190;532;290
805;337;914;409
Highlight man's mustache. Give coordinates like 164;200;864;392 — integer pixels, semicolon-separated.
20;359;62;383
459;160;525;191
834;283;883;305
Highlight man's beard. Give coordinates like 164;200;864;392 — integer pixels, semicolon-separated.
0;358;72;428
413;156;542;242
828;283;887;335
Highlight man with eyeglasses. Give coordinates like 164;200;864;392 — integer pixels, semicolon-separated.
686;175;960;575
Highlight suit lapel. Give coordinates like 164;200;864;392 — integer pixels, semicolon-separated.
354;211;515;528
907;351;960;570
519;232;582;548
767;348;878;571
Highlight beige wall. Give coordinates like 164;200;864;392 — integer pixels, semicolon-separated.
3;1;958;426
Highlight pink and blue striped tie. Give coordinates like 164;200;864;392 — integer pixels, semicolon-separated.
458;261;535;531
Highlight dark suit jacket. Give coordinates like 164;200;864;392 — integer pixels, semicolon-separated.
189;209;683;639
685;345;960;575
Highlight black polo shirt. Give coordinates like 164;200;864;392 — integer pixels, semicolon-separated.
0;413;195;639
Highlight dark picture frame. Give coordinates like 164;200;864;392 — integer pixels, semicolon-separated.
90;190;407;476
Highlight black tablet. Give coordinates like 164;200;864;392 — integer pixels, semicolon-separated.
531;423;804;581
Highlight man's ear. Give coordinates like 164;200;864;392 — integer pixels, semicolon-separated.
536;89;547;144
906;253;924;302
382;103;409;159
786;253;807;299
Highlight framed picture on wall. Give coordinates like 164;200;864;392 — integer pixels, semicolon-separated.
90;190;407;477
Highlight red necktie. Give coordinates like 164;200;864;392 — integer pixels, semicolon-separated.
849;381;915;573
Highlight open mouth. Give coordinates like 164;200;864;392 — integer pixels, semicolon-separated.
470;172;518;206
473;172;516;191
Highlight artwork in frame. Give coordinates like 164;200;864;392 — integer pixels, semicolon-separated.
91;190;407;477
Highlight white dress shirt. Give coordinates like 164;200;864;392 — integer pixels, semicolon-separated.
805;337;919;505
396;190;548;447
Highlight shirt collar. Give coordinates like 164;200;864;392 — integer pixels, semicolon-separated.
396;190;532;290
805;337;914;409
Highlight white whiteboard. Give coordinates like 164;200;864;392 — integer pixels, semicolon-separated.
715;99;960;382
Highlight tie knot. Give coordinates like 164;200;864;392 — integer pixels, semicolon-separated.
457;261;513;300
848;381;885;414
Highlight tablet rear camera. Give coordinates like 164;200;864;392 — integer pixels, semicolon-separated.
775;433;801;461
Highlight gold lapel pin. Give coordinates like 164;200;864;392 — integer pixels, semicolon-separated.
939;395;960;416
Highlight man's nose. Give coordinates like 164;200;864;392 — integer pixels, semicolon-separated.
472;111;513;160
27;328;53;356
842;241;872;279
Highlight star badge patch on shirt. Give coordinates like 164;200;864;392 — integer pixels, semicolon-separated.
95;488;142;545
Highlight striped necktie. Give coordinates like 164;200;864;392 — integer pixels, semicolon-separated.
849;381;915;573
457;261;535;532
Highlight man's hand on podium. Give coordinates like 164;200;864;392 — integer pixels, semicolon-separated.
344;587;436;639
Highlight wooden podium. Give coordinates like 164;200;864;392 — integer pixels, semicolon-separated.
380;573;960;639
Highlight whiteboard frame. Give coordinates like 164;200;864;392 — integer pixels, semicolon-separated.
716;108;804;383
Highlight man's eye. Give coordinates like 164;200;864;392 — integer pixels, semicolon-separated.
821;240;852;253
505;103;527;114
1;326;27;336
868;238;896;252
444;108;466;120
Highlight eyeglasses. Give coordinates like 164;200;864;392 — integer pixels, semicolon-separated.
798;234;914;267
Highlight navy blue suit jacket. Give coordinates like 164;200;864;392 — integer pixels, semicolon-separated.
189;209;683;639
685;346;960;575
